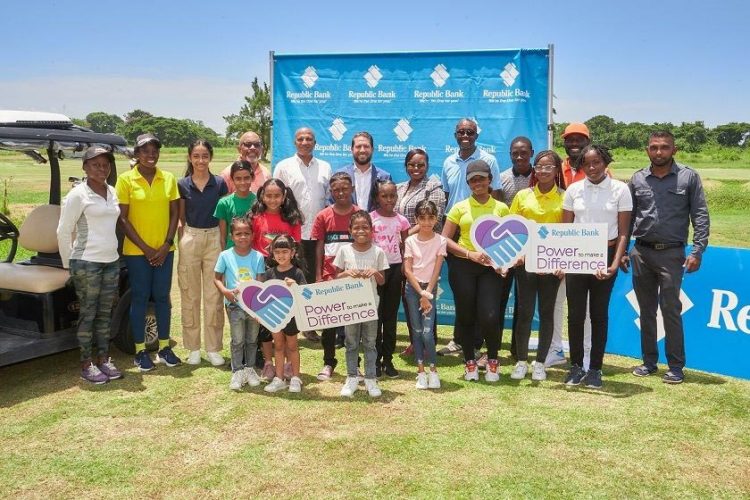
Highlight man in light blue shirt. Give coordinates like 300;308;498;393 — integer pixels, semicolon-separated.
441;118;502;211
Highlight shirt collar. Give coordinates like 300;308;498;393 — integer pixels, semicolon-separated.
186;174;216;190
295;154;316;168
512;166;532;178
647;161;680;177
584;175;611;190
354;164;372;175
132;165;164;181
533;184;561;199
468;195;493;207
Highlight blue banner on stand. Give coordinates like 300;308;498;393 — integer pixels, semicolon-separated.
272;49;550;184
608;246;750;380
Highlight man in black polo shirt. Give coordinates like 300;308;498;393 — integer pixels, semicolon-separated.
623;131;710;384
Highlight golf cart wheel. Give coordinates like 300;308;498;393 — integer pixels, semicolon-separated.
111;289;160;354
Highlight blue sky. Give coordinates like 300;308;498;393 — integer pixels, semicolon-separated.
2;0;747;133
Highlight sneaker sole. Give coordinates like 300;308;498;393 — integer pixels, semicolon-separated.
632;371;657;377
545;359;567;368
155;357;180;368
663;378;684;384
81;376;108;384
585;383;602;389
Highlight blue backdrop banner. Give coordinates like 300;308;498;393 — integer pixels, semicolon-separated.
608;245;750;380
271;49;551;182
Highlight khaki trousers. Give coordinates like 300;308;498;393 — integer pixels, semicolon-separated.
178;226;224;352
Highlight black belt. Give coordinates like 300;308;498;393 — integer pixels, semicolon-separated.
635;239;684;250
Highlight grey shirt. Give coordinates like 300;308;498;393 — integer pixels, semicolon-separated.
499;167;533;205
629;161;710;258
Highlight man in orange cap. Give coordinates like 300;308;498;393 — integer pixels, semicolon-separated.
561;123;591;188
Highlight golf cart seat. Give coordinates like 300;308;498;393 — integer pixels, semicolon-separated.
0;204;69;293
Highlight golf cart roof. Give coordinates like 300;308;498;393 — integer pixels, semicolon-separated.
0;110;129;157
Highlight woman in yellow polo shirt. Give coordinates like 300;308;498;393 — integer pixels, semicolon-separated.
115;133;180;371
509;150;565;382
441;160;510;383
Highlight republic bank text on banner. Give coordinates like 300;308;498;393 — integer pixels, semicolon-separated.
271;49;551;183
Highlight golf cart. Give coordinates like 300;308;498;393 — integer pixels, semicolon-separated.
0;110;158;367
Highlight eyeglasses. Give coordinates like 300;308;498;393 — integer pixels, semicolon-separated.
406;162;427;169
455;129;476;137
534;165;557;172
241;141;263;149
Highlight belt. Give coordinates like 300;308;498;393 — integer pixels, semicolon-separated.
635;239;684;250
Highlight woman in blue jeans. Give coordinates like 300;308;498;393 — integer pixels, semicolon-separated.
57;146;122;384
403;200;447;389
115;133;181;371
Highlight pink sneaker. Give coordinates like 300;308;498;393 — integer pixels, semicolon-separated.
261;362;275;382
316;365;334;381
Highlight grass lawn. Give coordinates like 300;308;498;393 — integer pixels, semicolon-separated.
0;148;749;497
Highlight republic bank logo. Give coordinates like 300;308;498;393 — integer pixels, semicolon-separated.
500;62;519;87
393;119;413;142
625;289;694;341
538;226;549;239
329;118;347;142
301;66;318;88
364;65;383;88
431;64;449;87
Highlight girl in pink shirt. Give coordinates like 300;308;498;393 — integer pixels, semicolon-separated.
370;180;410;378
403;200;447;389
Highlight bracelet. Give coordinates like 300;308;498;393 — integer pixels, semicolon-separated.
465;249;470;259
420;290;434;300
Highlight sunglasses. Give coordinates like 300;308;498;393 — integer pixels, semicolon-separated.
455;129;476;137
241;141;263;149
406;162;427;169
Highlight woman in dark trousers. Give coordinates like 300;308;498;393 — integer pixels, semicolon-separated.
561;145;632;389
508;150;565;382
441;160;511;383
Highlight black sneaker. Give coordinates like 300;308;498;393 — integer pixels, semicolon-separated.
156;346;182;367
383;362;399;378
564;365;586;386
583;369;603;389
632;364;658;377
662;369;684;384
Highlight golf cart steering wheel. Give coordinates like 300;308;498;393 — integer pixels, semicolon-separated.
0;212;20;263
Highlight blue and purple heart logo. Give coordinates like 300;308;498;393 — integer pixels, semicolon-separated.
470;215;532;268
238;279;295;331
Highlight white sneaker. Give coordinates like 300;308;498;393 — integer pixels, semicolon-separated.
427;371;441;389
485;366;500;383
545;349;567;367
415;372;428;390
264;376;288;393
532;361;547;381
364;378;382;397
510;361;528;380
206;351;224;366
340;376;359;397
244;367;261;387
464;361;479;381
186;350;201;365
288;376;302;393
229;370;246;390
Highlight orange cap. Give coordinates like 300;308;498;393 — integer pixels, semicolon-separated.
561;123;590;139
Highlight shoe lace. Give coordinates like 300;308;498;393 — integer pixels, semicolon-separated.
86;364;103;376
102;357;117;370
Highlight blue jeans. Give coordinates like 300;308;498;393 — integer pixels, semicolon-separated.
124;252;174;345
345;320;378;379
226;304;259;372
404;282;437;366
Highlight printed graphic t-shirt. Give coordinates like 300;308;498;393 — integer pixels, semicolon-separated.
370;211;410;264
214;247;266;304
311;205;358;281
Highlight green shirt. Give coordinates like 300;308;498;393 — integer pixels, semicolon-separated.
213;192;256;248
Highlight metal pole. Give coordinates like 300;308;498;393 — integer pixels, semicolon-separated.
269;51;275;166
547;43;555;149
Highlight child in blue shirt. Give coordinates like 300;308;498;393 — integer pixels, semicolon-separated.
214;215;265;390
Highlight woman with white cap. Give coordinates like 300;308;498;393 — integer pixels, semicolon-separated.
115;133;181;372
57;146;122;384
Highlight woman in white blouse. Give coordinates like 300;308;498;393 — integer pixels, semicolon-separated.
561;145;632;389
57;147;121;384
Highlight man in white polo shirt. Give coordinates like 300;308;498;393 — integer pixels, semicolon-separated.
274;127;332;342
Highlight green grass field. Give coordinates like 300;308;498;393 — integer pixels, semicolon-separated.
0;147;749;498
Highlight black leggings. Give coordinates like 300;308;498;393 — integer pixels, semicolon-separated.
565;246;617;371
448;256;510;362
513;267;561;362
377;263;403;364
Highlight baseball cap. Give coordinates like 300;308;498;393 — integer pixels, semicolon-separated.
561;123;590;139
82;146;114;164
135;133;161;149
466;159;491;180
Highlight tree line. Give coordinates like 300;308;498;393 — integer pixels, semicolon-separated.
76;78;748;156
553;115;750;152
